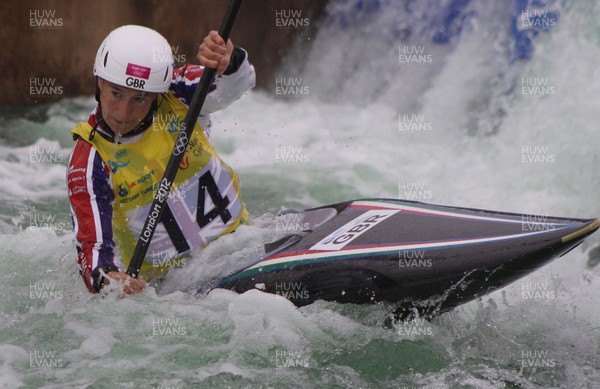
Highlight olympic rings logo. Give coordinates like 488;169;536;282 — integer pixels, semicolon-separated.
173;131;188;156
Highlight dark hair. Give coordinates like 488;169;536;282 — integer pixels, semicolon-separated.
95;76;101;103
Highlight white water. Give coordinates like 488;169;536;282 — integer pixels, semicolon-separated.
1;0;600;387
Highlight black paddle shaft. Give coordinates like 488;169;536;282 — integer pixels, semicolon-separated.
126;0;244;278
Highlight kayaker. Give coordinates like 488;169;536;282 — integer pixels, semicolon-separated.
67;25;255;294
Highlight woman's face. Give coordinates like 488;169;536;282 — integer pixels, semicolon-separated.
98;78;158;135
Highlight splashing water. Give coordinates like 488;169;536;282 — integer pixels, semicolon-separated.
0;0;599;387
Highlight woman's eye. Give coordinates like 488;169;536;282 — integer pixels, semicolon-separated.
111;91;122;98
134;97;146;104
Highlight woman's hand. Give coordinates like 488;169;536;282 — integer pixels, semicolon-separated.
105;271;146;294
198;30;234;75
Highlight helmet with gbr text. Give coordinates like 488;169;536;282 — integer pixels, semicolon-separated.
93;25;173;93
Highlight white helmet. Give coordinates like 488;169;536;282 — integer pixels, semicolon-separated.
94;25;173;93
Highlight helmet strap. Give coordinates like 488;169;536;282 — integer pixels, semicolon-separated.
131;98;159;136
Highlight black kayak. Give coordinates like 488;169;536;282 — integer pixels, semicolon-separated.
214;198;599;317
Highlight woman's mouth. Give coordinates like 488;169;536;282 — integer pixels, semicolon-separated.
107;117;132;133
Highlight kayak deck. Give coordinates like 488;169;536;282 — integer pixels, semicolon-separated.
214;199;599;316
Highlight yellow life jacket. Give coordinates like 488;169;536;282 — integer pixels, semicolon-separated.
71;92;248;279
